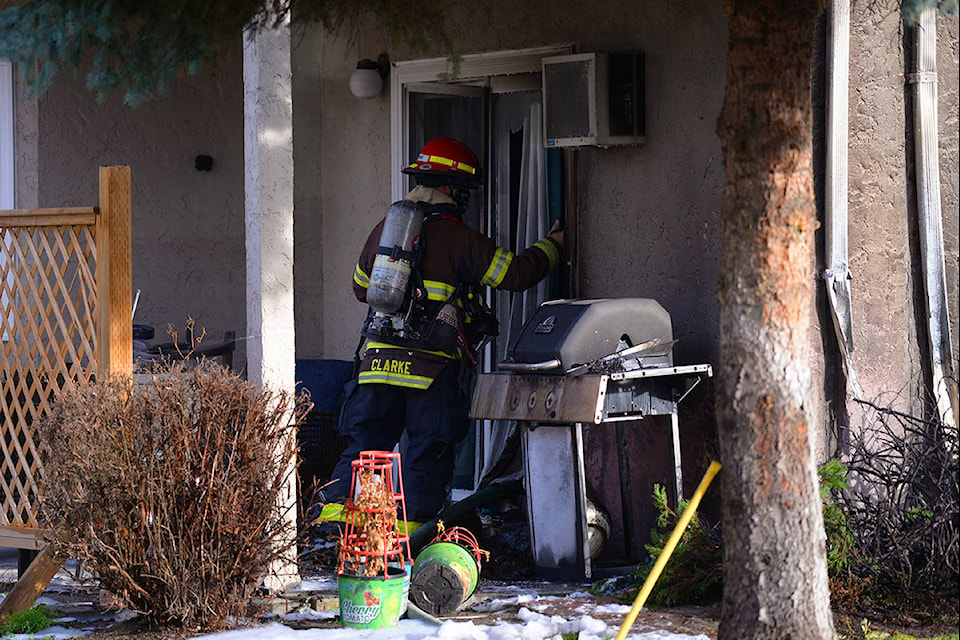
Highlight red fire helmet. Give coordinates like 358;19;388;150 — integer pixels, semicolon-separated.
402;137;481;188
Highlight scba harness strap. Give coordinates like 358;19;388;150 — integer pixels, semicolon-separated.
375;243;419;263
362;203;457;352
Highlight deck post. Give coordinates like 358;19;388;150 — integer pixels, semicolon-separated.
97;165;133;378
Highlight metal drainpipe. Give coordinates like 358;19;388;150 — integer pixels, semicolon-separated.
823;0;865;399
910;7;959;429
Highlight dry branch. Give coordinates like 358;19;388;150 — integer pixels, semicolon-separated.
36;361;311;630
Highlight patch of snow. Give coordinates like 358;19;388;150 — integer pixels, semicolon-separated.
296;576;338;592
6;624;89;639
593;602;634;615
468;593;537;612
183;610;711;640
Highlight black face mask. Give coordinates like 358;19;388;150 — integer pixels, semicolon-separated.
451;187;471;213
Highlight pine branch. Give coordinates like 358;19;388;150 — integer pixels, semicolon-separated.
0;0;452;105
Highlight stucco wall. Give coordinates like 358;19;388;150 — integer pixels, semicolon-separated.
14;71;38;209
847;6;920;417
29;49;247;370
14;4;954;405
845;7;959;424
938;18;960;383
292;26;392;361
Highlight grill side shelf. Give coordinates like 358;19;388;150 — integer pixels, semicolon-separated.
607;363;713;381
602;363;713;422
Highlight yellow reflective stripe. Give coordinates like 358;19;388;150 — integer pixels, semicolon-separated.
398;520;422;536
358;370;433;389
354;264;370;288
481;247;514;287
451;160;476;175
534;237;561;270
423;279;456;301
365;341;458;359
412;155;476;176
318;503;345;522
428;154;454;167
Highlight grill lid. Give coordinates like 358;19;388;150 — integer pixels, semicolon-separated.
505;298;674;373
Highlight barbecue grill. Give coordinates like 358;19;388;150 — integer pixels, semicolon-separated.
469;298;712;580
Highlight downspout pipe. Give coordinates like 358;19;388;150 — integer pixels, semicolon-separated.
823;0;864;399
910;7;959;429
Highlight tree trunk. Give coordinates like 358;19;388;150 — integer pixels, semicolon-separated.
716;1;836;639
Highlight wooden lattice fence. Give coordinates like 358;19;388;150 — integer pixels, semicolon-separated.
0;166;131;550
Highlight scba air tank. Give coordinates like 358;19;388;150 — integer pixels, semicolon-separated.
367;200;425;314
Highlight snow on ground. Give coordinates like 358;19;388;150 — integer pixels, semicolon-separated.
2;552;710;640
194;616;711;640
2;589;712;640
4;592;710;640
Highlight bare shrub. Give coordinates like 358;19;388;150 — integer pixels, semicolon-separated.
37;361;311;630
839;397;959;600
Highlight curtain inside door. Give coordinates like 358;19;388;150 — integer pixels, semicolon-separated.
505;102;550;358
479;96;551;487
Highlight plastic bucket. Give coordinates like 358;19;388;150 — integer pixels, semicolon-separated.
397;561;412;616
410;541;480;615
337;565;407;629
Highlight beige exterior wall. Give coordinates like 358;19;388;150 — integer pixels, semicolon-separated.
13;69;37;209
844;8;959;427
292;26;393;362
848;6;919;417
28;49;247;368
938;18;959;391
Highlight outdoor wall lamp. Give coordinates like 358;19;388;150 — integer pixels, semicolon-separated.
349;53;390;100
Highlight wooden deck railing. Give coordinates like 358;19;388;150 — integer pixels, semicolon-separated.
0;166;131;550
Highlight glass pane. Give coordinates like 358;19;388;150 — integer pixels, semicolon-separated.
406;92;484;231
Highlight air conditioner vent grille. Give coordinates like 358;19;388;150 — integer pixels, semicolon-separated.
607;52;645;139
543;51;646;148
544;59;593;139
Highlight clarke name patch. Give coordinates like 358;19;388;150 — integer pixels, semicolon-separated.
368;358;412;375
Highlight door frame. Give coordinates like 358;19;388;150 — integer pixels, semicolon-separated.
389;45;575;492
389;44;574;202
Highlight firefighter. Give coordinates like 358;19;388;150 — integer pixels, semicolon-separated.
312;137;563;533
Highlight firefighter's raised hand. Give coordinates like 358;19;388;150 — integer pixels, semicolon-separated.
548;220;565;248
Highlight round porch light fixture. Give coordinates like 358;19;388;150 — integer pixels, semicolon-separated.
349;53;390;100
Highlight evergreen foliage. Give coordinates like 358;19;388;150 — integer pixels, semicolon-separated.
820;458;856;576
0;0;452;105
636;483;724;607
903;0;958;22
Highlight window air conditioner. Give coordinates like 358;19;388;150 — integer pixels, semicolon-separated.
542;51;646;148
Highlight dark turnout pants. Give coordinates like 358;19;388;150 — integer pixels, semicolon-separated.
325;362;470;522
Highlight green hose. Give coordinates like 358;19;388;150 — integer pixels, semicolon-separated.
409;480;523;553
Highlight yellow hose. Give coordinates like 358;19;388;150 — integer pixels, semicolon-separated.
614;461;722;640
